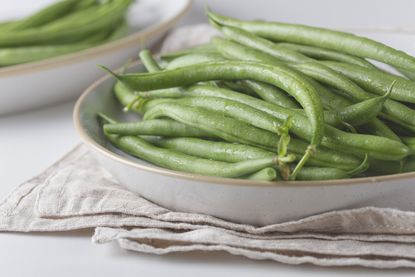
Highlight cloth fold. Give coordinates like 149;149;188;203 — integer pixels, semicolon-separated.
2;25;415;269
1;144;415;269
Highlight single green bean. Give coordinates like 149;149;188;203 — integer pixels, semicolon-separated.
207;10;415;72
161;44;217;61
276;42;377;69
0;44;90;66
165;53;224;70
139;49;163;72
295;167;354;180
243;80;300;108
402;137;415;155
104;119;215;138
335;90;390;127
359;119;402;142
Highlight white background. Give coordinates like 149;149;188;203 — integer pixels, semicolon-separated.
1;0;415;276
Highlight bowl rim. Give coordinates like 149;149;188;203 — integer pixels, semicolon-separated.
73;60;415;188
0;0;192;77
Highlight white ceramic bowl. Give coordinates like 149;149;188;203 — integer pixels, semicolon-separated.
74;62;415;226
0;0;191;116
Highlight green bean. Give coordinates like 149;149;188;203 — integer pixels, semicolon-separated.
207;10;415;72
335;89;391;127
0;44;90;66
165;53;224;70
106;20;129;41
114;81;139;110
367;158;415;175
276;42;377;69
359;119;402;142
321;61;415;104
104;119;215;138
295;167;355;180
368;159;403;175
161;44;217;60
404;157;415;172
103;60;325;150
105;134;277;178
402;137;415;155
139;49;163;72
0;0;132;47
218;81;258;96
243;168;277;181
1;0;80;31
243;81;300;108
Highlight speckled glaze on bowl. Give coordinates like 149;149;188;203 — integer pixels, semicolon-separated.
73;62;415;226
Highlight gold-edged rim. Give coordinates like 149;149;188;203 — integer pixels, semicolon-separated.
74;60;415;188
0;0;192;77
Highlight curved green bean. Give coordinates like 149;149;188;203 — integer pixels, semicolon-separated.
207;10;415;72
161;44;217;61
139;49;163;72
277;42;377;69
104;119;215;138
244;167;278;181
402;137;415;155
335;89;390;127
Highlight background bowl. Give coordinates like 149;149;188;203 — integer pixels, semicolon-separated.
74;62;415;226
0;0;191;116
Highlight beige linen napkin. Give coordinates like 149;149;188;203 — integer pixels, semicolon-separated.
2;144;415;269
2;25;415;269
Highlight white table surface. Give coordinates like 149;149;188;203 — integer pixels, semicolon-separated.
2;0;415;276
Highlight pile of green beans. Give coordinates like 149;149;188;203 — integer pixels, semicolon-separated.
0;0;133;66
99;10;415;182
